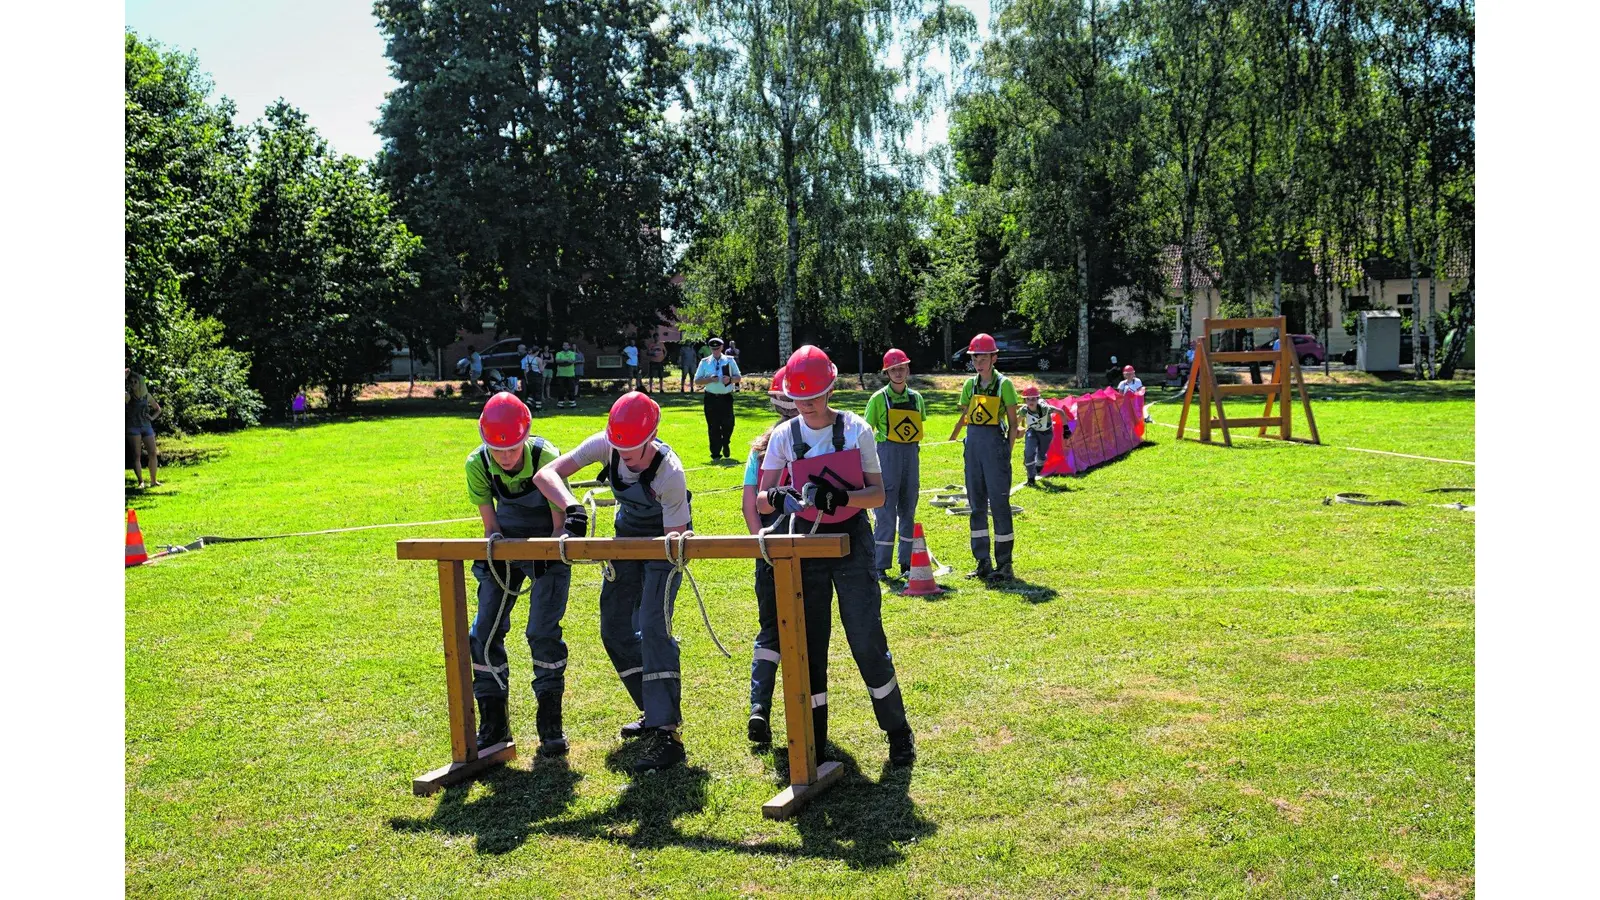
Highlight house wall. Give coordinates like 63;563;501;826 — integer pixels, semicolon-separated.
1169;277;1466;358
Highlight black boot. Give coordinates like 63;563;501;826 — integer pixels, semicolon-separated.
619;713;648;740
632;728;686;774
747;706;771;744
475;695;511;750
534;691;569;757
965;559;994;580
887;726;916;766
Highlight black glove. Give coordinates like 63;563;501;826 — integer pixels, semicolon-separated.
561;504;588;537
765;486;803;514
813;481;849;514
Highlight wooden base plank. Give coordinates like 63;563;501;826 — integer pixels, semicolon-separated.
762;760;845;820
412;741;516;796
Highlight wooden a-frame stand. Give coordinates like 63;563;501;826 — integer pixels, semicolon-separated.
396;534;849;820
1176;316;1320;447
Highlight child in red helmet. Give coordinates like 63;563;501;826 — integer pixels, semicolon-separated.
948;333;1021;580
534;391;694;774
756;345;916;766
1019;385;1059;487
863;348;927;581
1117;365;1143;393
465;392;575;757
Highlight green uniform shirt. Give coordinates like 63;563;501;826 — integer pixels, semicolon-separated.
554;350;577;377
465;437;563;507
863;384;928;442
953;369;1017;416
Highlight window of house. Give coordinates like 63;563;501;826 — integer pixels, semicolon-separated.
1345;295;1371;313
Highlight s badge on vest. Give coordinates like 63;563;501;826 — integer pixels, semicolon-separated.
887;408;924;443
967;394;1001;426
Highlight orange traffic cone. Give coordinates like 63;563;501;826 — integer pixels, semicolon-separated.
900;523;944;597
125;509;148;567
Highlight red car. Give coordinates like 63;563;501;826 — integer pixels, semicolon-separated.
1270;334;1327;366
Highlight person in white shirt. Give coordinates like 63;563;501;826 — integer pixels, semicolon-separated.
693;337;743;461
755;344;915;767
623;342;641;391
1117;365;1143;393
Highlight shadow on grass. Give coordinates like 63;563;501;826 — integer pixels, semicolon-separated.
393;743;934;869
388;757;584;855
987;575;1058;604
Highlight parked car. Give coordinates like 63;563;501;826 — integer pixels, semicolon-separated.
455;338;527;378
950;328;1064;371
1268;333;1327;366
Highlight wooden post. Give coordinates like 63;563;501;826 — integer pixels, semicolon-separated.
1279;338;1294;441
1176;340;1200;440
413;560;517;796
762;557;844;820
1198;347;1212;445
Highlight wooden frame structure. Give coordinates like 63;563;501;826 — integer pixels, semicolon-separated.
396;534;850;820
1176;316;1320;447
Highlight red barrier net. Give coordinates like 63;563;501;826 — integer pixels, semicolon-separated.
1040;387;1145;476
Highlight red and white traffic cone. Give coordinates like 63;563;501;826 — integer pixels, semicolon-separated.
125;509;148;567
900;523;944;597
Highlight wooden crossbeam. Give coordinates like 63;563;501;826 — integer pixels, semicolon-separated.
1215;382;1282;396
1207;350;1282;364
398;533;851;819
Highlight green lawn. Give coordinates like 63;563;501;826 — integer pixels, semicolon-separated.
126;379;1474;898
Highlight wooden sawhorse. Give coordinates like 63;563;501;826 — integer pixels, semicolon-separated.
396;534;850;819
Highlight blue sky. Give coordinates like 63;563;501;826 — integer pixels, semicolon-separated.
127;1;990;162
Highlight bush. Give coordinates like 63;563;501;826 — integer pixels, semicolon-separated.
128;306;263;434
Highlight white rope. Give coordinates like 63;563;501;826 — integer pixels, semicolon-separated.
662;530;731;658
479;533;527;692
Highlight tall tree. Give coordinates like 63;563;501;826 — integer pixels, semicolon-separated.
680;0;976;360
216;102;420;413
375;0;686;345
125;31;262;430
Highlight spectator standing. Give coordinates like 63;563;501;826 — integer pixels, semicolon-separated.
541;345;556;402
623;341;641;391
678;341;700;393
126;368;163;488
522;345;544;410
573;345;585;404
647;339;667;392
694;337;742;460
468;345;485;394
554;343;578;408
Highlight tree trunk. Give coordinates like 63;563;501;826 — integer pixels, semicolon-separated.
780;130;799;363
943;319;952;371
1077;240;1090;389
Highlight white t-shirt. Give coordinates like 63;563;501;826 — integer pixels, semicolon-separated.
761;410;881;475
523;353;541;374
568;432;691;529
1118;378;1144;393
623;346;639;366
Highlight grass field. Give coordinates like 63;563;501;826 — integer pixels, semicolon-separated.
126;376;1474;898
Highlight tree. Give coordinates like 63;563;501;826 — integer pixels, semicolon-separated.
374;0;686;347
215;102;419;414
680;0;977;360
125;31;262;431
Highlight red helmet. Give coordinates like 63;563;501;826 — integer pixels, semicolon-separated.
1021;385;1040;399
606;391;661;451
1123;365;1136;374
881;348;911;371
479;392;531;450
769;366;798;414
968;333;998;354
783;345;837;401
